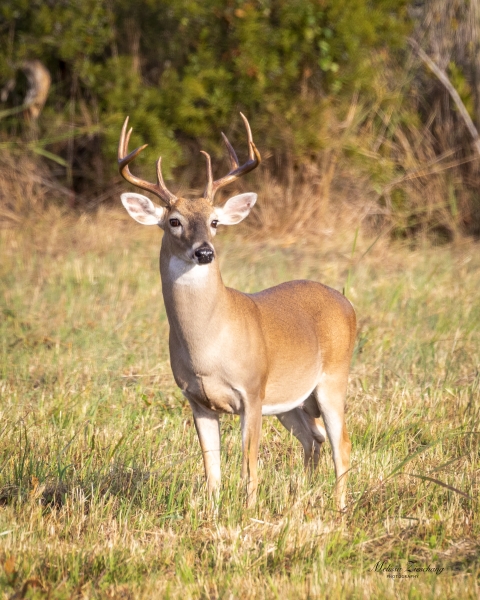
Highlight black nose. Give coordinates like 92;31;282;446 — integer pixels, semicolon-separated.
194;245;214;264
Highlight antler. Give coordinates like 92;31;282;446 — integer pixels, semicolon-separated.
202;113;261;204
118;117;177;206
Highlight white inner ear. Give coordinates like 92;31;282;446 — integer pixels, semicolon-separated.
216;192;257;225
121;193;166;226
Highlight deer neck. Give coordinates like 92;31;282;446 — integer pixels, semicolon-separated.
159;241;230;348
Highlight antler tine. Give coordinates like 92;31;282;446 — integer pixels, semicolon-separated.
118;116;129;161
221;132;239;170
153;157;175;204
239;112;255;161
205;113;261;204
155;157;178;205
119;118;145;167
118;117;177;206
124;123;133;157
201;151;213;200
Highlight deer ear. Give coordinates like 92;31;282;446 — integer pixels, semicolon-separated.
216;193;257;225
121;193;166;226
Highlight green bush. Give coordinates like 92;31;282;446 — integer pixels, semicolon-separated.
0;0;409;185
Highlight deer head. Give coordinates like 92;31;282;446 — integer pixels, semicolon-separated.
119;114;261;265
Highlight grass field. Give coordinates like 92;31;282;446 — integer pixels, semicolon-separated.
0;209;479;599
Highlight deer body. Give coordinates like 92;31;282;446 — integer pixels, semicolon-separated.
118;115;356;510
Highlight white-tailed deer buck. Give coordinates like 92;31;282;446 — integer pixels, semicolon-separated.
118;114;356;510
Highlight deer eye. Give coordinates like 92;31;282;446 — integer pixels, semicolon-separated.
211;220;219;229
169;218;181;227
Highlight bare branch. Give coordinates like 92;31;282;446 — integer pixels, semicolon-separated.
409;37;480;157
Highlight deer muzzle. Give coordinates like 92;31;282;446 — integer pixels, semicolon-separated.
194;244;215;265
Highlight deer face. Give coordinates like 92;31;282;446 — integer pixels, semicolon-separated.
118;112;260;265
121;192;257;265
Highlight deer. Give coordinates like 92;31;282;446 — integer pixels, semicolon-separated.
118;114;356;511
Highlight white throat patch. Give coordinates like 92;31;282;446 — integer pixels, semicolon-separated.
168;256;211;286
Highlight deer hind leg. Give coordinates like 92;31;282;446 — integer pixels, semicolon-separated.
240;403;262;508
276;396;326;470
314;373;351;512
302;393;327;457
187;398;221;500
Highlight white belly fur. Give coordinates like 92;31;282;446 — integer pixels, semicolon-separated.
261;387;315;416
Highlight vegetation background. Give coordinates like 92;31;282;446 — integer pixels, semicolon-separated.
2;0;480;239
0;1;479;598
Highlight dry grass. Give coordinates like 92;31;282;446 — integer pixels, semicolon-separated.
0;208;479;599
0;150;72;224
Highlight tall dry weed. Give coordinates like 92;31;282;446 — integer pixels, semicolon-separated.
0;150;71;225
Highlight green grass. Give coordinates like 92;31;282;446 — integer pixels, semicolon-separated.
0;211;479;599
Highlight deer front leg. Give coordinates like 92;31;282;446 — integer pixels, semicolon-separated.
240;402;262;508
187;398;221;499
